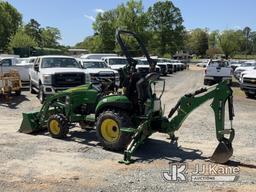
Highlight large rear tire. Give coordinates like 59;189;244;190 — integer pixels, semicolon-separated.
96;110;132;151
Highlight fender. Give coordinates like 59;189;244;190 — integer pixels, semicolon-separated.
95;95;132;117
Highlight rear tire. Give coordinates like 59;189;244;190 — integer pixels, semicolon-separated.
48;114;69;139
96;110;133;151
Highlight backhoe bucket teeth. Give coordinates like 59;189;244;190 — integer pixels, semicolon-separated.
19;111;40;134
211;140;233;164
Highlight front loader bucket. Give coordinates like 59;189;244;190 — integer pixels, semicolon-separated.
19;111;41;134
211;140;233;164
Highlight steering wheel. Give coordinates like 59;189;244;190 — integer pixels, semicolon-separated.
94;77;116;94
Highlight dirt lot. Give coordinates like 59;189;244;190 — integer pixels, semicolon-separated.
0;66;255;192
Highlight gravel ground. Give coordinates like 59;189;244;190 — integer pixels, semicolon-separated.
0;66;255;192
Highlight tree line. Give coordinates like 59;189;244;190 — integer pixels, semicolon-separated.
0;1;62;53
76;0;256;59
1;0;256;59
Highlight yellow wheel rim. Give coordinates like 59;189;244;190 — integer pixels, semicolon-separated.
49;119;60;135
100;119;120;143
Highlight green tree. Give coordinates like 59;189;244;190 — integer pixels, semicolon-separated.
24;19;42;45
9;28;38;48
218;30;240;58
147;0;184;56
187;28;208;56
208;31;219;48
41;27;61;48
93;10;117;52
0;1;22;51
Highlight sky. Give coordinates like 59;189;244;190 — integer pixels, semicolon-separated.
6;0;256;46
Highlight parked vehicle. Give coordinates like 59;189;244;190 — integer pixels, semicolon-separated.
204;59;232;85
240;67;256;98
169;59;185;71
81;53;117;60
229;60;245;71
137;58;162;75
103;56;159;77
0;57;32;82
29;55;90;103
157;58;173;74
196;59;210;68
234;61;256;80
80;59;120;87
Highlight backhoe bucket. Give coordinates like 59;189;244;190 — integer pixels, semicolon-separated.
211;140;233;164
19;111;40;134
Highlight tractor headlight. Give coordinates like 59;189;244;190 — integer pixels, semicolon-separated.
42;74;52;85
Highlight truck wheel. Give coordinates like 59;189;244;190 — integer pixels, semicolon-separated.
96;110;132;151
30;80;36;94
38;85;45;103
204;79;208;85
245;92;255;98
48;114;69;139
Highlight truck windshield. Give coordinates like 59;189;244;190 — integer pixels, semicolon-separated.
138;60;148;65
209;61;229;67
241;62;256;67
109;58;128;65
83;61;108;68
41;58;80;68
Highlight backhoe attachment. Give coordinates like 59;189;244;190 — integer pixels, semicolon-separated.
120;81;235;164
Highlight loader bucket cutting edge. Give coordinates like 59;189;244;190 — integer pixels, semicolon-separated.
211;140;233;164
19;111;41;134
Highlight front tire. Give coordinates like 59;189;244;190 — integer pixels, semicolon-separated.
30;79;36;94
38;84;45;103
96;110;133;151
48;114;69;139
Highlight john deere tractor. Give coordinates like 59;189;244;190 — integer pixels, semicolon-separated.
19;30;235;164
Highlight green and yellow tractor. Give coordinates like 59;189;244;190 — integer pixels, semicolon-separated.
19;30;235;164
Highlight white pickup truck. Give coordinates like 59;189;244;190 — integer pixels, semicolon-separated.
240;68;256;98
80;59;120;87
0;57;32;82
204;59;232;85
30;55;90;103
103;56;159;76
234;61;256;80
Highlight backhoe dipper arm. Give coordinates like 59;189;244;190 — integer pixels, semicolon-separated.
166;81;235;144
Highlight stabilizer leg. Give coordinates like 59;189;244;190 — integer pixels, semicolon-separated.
119;121;149;164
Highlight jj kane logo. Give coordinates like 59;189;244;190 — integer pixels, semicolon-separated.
162;162;239;182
